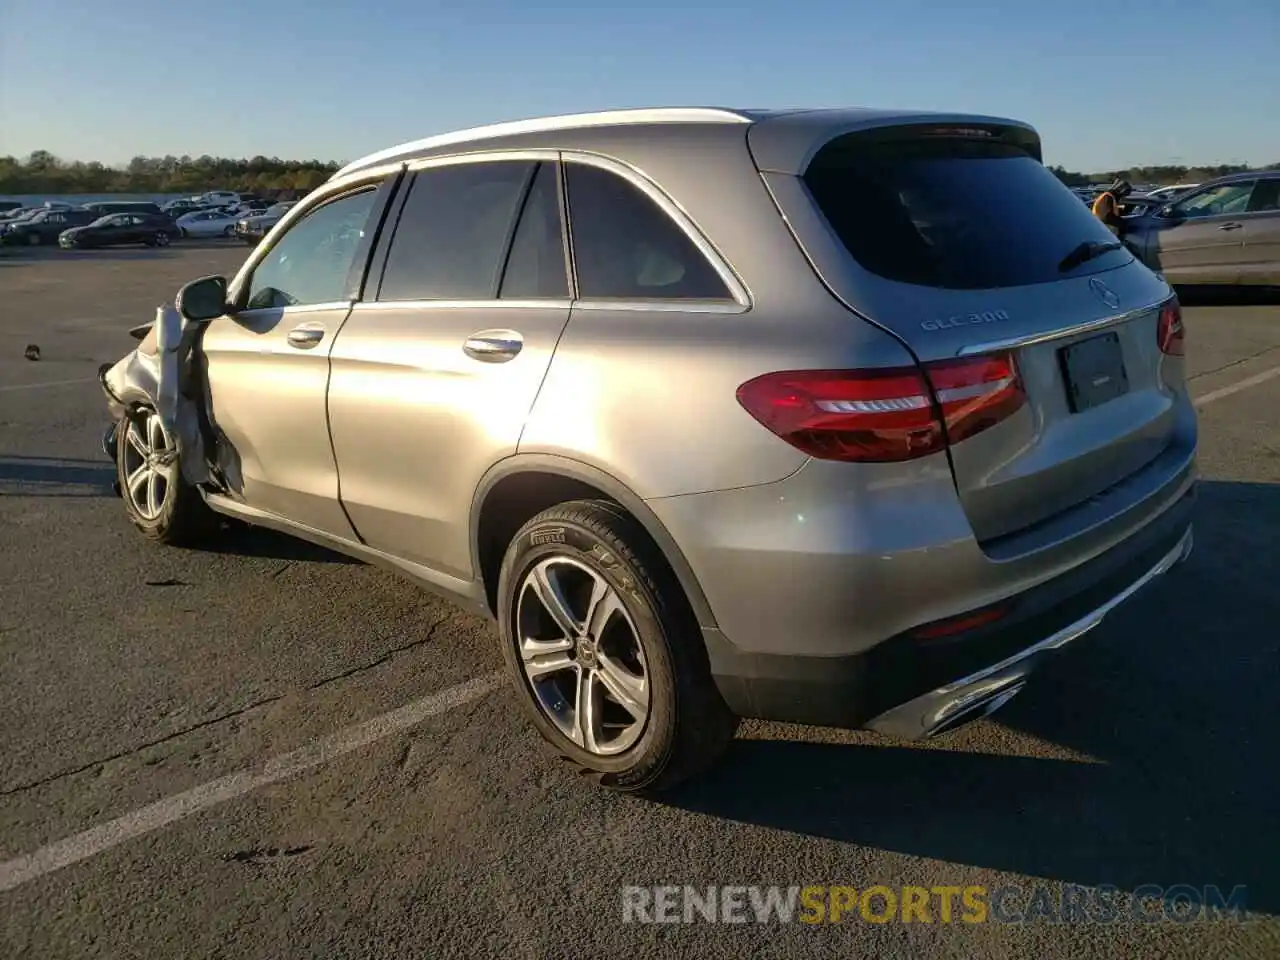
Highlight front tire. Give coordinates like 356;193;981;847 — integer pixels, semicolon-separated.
497;500;737;793
116;406;217;545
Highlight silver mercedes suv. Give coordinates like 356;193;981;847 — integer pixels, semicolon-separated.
100;107;1197;792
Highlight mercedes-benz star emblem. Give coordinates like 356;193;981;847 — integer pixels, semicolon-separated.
1089;277;1121;309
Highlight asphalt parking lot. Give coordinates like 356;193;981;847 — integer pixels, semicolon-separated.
1;244;1278;959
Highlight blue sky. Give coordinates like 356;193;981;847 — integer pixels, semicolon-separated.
2;0;1277;172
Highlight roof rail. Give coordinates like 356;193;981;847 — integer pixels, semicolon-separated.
332;107;756;179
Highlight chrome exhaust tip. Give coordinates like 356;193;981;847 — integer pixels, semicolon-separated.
926;680;1027;738
978;681;1026;719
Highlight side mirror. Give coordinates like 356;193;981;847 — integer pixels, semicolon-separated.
175;275;228;322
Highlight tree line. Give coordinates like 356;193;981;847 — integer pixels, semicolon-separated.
1048;161;1280;187
4;150;1279;197
0;151;342;195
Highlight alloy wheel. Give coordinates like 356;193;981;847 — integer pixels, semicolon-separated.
121;410;175;521
516;556;650;755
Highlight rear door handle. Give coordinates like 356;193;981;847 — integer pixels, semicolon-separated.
463;330;523;363
1218;222;1243;231
287;324;325;349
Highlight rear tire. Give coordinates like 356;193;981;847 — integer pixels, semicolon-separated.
497;499;737;793
116;406;218;545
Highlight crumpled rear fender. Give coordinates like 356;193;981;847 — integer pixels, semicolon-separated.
100;303;212;486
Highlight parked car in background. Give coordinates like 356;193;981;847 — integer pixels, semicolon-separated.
1;208;97;245
0;206;42;223
234;201;297;244
195;190;242;209
0;200;22;213
1144;184;1199;202
82;201;164;217
59;212;180;249
162;200;207;218
99;107;1196;792
175;208;244;238
1120;184;1202;219
1122;171;1280;285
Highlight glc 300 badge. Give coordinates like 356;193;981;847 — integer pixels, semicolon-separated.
921;310;1010;332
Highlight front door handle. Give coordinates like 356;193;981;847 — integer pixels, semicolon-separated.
287;324;325;349
463;329;523;363
1218;222;1243;231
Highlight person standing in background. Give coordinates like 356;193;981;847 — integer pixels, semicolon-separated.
1092;179;1133;235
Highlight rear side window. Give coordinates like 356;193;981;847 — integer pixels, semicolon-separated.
564;163;732;300
1246;179;1280;213
499;162;569;299
379;161;534;301
804;131;1132;289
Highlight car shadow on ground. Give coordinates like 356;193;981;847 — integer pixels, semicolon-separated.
202;521;360;564
0;455;116;497
1174;285;1280;306
660;479;1280;916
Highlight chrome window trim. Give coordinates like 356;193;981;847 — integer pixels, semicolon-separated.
352;298;572;312
573;299;747;315
235;300;355;319
349;297;741;315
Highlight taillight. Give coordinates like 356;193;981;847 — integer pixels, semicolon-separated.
1157;297;1184;356
735;353;1025;463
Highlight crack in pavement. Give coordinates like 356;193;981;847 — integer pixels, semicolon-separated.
1188;342;1280;382
0;617;454;797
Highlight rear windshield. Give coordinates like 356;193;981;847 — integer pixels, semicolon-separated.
804;133;1132;289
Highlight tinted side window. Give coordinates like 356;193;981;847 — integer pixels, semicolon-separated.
499;162;569;299
379;161;534;301
246;188;378;309
1247;179;1280;213
564;163;732;300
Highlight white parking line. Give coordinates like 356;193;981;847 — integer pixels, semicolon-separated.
0;671;503;894
1194;363;1280;408
0;377;97;394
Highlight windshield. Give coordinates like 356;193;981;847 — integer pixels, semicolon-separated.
805;135;1133;289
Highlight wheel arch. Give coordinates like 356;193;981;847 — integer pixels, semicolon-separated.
471;455;718;629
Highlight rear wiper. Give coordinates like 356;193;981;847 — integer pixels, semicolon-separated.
1058;239;1124;272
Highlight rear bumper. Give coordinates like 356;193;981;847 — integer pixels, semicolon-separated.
865;520;1192;738
702;483;1195;737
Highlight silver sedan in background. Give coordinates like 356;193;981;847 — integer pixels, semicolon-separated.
1123;171;1280;285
